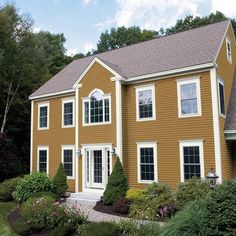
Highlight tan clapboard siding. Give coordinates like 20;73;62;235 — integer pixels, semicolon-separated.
32;95;75;192
123;71;215;189
78;62;116;191
216;26;236;179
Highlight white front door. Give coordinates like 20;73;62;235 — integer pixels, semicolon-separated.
91;150;104;188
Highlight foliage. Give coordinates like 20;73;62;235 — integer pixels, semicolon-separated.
12;172;54;202
160;200;208;236
0;177;22;201
52;223;75;236
53;163;68;197
175;177;210;208
26;191;57;200
78;222;120;236
126;188;146;202
116;219;138;235
103;157;128;205
205;179;236;235
138;222;161;236
113;197;131;214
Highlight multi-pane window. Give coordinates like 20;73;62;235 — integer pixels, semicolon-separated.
38;148;48;173
218;81;225;116
62;147;74;178
226;38;232;63
137;143;157;183
63;100;74;127
136;85;156;121
38;103;49;129
83;90;110;125
177;78;201;117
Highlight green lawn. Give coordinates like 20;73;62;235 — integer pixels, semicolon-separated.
0;201;18;236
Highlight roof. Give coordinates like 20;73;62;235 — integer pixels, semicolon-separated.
225;68;236;131
30;20;230;98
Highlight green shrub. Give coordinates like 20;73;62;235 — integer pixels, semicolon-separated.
160;200;208;236
126;188;146;202
13;172;54;202
53;163;67;197
116;219;138;235
52;223;75;236
27;191;57;200
205;179;236;235
103;157;128;205
175;177;210;208
113;197;131;214
138;222;161;236
0;177;22;201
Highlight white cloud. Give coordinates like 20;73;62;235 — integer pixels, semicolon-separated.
95;0;205;31
66;48;78;56
83;41;95;53
33;27;42;33
82;0;93;5
211;0;236;18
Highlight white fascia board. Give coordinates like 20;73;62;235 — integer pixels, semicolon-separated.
29;89;75;100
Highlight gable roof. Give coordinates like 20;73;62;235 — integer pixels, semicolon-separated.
30;20;230;99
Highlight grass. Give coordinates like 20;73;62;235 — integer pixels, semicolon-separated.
0;201;18;236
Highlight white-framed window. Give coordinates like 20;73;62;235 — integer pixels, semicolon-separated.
61;145;75;179
136;84;156;121
177;77;201;118
179;140;204;182
226;37;232;64
218;79;225;117
38;102;49;129
37;146;49;174
82;89;111;126
137;142;157;183
62;98;75;128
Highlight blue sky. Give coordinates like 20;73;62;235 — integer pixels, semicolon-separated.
4;0;236;55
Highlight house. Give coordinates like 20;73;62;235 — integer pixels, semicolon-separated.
29;20;236;194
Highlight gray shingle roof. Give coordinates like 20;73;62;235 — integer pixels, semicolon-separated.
30;20;230;98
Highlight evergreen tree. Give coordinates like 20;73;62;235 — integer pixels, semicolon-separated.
53;163;67;197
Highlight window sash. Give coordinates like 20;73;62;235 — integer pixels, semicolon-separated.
39;106;48;128
140;147;155;181
138;89;153;119
226;39;232;63
63;102;73;126
63;149;73;177
38;150;47;173
219;82;225;116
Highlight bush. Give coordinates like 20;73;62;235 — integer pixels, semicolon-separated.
0;177;22;201
113;197;131;214
52;223;75;236
116;219;138;235
53;163;67;197
138;222;161;236
126;188;146;202
13;172;54;202
27;191;57;200
103;157;128;205
175;177;210;208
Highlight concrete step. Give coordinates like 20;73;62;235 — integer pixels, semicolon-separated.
68;191;103;202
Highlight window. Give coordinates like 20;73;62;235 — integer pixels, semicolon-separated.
137;142;157;183
177;78;201;118
218;80;225;116
226;37;232;64
38;147;48;174
83;89;111;125
179;140;204;182
136;85;156;121
38;102;49;129
62;146;74;178
62;99;74;128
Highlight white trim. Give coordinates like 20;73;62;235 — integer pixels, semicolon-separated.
225;130;236;134
217;78;226;118
226;37;232;64
30;101;34;173
75;87;79;192
210;68;222;183
179;140;205;182
38;101;49;130
137;142;158;184
37;146;49;175
136;84;156;121
29;89;74;100
61;145;75;179
177;77;202;118
61;98;75;128
73;57;121;88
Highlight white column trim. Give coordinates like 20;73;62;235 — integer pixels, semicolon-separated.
30;100;34;173
75;86;79;192
210;68;222;183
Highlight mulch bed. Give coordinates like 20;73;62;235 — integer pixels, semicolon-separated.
93;201;129;217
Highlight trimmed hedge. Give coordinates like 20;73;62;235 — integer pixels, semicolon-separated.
53;163;67;197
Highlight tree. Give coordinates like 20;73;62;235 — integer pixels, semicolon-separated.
53;163;67;197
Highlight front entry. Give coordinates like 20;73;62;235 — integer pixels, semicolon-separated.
92;150;103;188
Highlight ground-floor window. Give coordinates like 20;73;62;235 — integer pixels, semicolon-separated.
37;146;48;174
62;145;75;179
179;140;204;182
137;142;157;183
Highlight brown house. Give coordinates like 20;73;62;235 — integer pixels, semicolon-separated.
29;20;236;194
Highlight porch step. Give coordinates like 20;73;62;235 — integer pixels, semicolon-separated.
68;191;103;202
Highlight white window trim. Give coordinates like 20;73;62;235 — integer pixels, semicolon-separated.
61;98;75;128
218;79;226;118
136;84;156;122
61;145;75;179
177;77;202;118
82;89;112;126
137;142;158;184
179;140;205;182
226;37;232;64
37;146;49;175
38;101;49;130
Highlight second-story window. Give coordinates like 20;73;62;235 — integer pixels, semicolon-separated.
218;80;225;116
38;102;49;129
83;89;111;125
226;37;232;64
62;99;74;128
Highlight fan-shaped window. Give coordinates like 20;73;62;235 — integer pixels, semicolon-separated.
83;89;111;125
